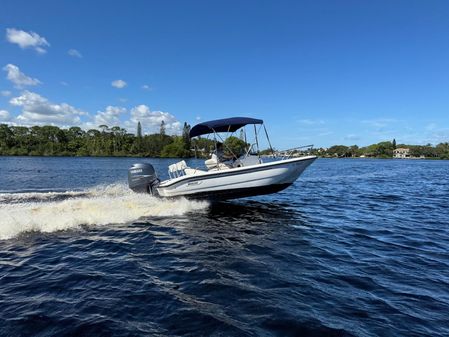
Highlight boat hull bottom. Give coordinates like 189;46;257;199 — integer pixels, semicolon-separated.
179;183;292;201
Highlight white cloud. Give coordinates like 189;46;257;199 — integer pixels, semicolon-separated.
67;49;82;58
94;106;126;127
424;127;449;145
362;118;396;128
425;123;437;131
6;28;50;54
9;91;87;126
85;104;181;135
60;81;69;86
0;110;10;120
1;90;12;97
3;64;41;88
298;119;325;125
141;84;152;91
127;104;181;135
5;90;182;135
344;134;360;141
111;80;127;89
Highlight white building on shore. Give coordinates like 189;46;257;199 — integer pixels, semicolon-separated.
393;148;410;159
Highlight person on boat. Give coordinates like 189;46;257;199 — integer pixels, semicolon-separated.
216;142;225;160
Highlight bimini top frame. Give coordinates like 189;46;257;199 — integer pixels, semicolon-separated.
189;117;263;138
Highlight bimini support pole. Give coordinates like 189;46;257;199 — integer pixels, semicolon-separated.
263;124;275;157
254;124;260;157
211;128;218;153
214;129;239;161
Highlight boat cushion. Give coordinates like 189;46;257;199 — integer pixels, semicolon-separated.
184;168;206;175
205;154;231;171
169;160;187;173
205;154;219;170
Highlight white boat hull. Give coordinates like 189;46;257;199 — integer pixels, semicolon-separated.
156;156;316;200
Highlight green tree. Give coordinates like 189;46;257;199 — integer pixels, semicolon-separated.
239;129;245;141
360;141;393;158
436;142;449;159
182;122;191;152
160;120;166;138
327;145;350;157
0;124;14;154
135;122;143;154
223;136;248;158
99;125;109;133
137;121;142;138
409;145;437;158
348;145;359;157
161;136;190;157
191;137;215;158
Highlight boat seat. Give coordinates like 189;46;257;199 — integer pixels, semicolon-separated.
208;163;231;171
184;168;206;175
205;154;231;171
205;154;219;169
234;155;260;167
168;160;188;178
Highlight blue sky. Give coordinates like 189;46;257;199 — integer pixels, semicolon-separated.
0;0;448;148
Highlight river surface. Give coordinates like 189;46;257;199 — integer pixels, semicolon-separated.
0;156;448;337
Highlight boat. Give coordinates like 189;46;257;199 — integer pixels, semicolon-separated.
128;117;316;201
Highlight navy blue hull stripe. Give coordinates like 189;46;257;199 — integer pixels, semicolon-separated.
177;183;293;201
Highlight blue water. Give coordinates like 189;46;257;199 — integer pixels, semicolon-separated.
0;157;448;336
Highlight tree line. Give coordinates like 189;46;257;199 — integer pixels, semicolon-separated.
1;124;448;159
313;140;449;159
0;122;214;158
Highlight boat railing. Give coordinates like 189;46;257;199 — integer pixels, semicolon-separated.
276;145;314;160
245;143;258;157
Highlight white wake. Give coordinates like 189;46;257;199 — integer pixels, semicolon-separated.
0;183;209;240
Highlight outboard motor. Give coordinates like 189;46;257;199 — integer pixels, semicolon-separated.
128;163;160;196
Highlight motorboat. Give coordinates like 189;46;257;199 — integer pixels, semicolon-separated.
128;117;316;200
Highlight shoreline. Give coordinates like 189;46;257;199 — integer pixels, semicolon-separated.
0;154;447;160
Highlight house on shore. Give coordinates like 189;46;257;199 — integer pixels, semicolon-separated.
393;148;410;159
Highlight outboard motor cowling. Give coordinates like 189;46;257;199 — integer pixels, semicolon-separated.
128;163;160;196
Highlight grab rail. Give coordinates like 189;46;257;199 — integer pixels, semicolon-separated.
245;143;257;157
276;145;314;159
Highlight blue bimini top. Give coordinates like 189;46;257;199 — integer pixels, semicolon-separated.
189;117;263;138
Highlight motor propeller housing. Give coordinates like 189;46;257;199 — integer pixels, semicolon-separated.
128;163;160;196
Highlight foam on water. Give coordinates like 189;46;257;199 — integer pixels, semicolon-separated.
0;183;209;240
